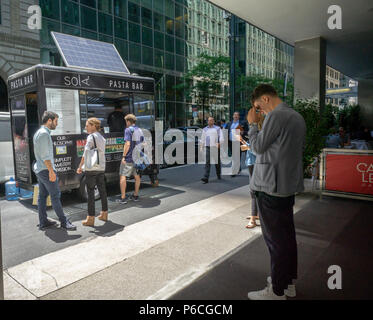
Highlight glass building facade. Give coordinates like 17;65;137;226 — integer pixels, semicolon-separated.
39;0;294;127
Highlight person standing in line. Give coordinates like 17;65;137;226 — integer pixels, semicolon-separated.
240;111;264;229
77;118;108;226
246;84;306;300
33;111;76;231
117;114;144;203
200;117;224;184
226;111;248;176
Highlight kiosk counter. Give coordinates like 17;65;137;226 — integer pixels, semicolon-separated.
320;148;373;201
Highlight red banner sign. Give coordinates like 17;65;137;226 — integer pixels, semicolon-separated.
325;154;373;195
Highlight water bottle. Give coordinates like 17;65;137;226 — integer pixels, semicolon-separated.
5;177;20;201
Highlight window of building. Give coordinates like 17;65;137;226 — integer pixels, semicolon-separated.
165;35;174;53
176;55;184;73
81;6;97;31
81;0;96;9
142;7;152;28
142;46;153;66
129;22;140;43
114;17;127;40
98;0;112;14
129;42;141;63
62;24;80;36
165;53;175;70
61;0;79;26
128;2;140;23
154;31;164;50
175;38;184;56
115;38;128;60
114;0;127;19
154;50;164;68
154;12;165;32
142;27;153;47
98;12;113;35
175;4;183;21
99;33;113;43
165;17;174;35
40;0;60;20
154;0;164;13
41;18;61;46
82;29;98;40
165;0;174;18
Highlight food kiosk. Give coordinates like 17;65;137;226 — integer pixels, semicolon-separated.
7;64;159;200
320;148;373;201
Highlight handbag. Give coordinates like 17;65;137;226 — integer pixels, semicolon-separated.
84;134;100;170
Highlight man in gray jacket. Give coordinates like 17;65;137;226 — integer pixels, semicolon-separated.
246;84;306;300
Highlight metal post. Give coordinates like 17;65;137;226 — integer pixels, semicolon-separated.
0;207;4;300
227;13;236;120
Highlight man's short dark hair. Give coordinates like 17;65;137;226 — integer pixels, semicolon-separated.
252;84;278;102
42;111;59;124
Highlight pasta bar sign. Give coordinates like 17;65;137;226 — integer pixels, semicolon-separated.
325;154;373;195
9;72;36;92
43;70;154;93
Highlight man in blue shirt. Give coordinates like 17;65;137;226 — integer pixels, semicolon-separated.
33;111;76;231
200;117;224;184
117;114;144;203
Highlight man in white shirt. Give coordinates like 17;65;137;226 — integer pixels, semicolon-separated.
200;117;224;184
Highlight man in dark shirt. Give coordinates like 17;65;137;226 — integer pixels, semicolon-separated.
107;105;125;133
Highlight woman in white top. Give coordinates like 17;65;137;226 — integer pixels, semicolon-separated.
77;117;108;226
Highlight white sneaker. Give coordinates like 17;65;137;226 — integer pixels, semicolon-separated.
267;276;296;298
247;284;286;300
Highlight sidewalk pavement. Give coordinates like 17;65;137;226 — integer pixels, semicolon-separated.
3;180;317;300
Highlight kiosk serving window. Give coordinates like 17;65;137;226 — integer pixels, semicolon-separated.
84;91;130;134
45;88;81;136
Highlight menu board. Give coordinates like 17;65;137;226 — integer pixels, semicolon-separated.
45;88;81;136
10;96;31;184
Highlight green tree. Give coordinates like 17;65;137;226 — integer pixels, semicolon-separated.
175;53;230;125
235;71;294;111
293;99;326;177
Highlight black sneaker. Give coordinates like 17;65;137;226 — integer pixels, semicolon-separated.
116;196;129;204
38;220;57;231
129;194;139;202
217;175;222;180
201;178;208;184
61;220;77;231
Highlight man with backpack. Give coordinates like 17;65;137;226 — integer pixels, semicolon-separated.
116;114;144;204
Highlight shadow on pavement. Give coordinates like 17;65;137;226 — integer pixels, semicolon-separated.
88;220;125;237
170;197;373;300
43;227;82;244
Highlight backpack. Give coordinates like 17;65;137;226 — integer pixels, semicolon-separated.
129;126;151;171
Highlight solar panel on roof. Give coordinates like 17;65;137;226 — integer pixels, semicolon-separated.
51;32;130;74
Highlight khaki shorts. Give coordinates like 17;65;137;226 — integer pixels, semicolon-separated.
119;162;138;177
